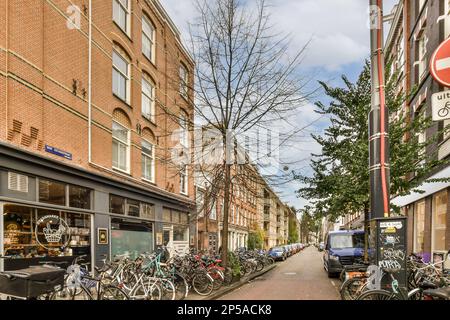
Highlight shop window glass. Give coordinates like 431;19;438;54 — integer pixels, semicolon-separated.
111;218;153;260
39;179;66;206
2;205;91;269
414;200;426;253
180;212;188;224
173;225;188;242
110;195;126;215
163;208;171;222
172;210;180;224
127;199;140;217
141;202;155;220
433;191;447;252
69;185;91;209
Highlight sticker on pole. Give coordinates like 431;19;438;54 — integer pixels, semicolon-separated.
431;91;450;121
430;37;450;87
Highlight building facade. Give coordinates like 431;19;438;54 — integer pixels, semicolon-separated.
0;0;195;271
387;0;450;262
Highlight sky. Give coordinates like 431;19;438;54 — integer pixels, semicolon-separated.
161;0;398;211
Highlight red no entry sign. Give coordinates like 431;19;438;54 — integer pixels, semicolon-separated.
430;37;450;87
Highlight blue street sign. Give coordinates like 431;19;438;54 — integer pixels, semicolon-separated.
45;145;73;160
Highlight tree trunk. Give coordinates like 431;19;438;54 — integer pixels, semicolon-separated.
221;163;231;267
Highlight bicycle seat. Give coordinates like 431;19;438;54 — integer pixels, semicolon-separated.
418;281;438;290
382;267;401;274
38;261;67;266
423;287;450;300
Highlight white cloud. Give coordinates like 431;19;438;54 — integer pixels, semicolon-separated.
161;0;399;209
162;0;399;71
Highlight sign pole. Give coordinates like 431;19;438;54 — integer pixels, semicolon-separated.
369;0;390;220
368;1;407;292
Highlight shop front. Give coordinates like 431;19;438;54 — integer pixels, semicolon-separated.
0;175;94;271
0;145;195;272
393;171;449;263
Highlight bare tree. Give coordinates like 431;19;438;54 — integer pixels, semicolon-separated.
165;0;313;266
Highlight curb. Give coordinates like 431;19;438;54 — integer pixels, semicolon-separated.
192;264;278;301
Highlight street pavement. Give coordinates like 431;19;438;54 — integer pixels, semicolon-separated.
219;246;341;300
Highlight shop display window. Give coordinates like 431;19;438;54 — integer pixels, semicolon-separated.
111;218;154;260
173;225;188;242
432;191;447;252
414;200;425;253
2;204;91;261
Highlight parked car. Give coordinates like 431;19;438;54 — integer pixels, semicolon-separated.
323;230;364;278
268;246;287;261
318;242;325;251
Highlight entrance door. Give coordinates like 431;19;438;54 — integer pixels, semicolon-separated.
163;226;173;246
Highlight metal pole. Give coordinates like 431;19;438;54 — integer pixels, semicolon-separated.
369;0;390;219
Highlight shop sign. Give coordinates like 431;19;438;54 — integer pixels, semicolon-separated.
430;37;450;87
35;215;71;250
97;228;109;245
431;91;450;121
45;145;73;160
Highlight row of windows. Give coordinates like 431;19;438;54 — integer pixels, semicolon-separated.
112;47;189;112
112;120;155;181
112;120;188;194
112;0;190;121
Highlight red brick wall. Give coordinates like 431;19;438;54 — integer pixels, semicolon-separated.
0;0;195;202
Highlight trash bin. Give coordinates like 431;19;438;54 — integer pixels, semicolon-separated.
0;265;66;299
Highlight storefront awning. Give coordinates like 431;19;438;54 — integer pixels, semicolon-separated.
391;166;450;207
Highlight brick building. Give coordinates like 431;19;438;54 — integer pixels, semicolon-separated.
0;0;195;271
387;0;450;262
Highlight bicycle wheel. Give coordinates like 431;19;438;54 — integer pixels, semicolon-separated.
208;269;224;291
192;272;214;296
130;280;162;300
159;278;176;301
49;285;92;300
100;285;129;300
356;289;397;300
340;277;366;300
255;260;264;272
173;273;189;300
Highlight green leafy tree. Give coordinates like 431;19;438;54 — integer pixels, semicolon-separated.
296;61;449;257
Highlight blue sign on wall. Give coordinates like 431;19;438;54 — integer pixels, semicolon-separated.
45;145;72;160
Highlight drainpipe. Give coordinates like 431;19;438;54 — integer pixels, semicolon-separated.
369;0;390;219
5;0;8;139
88;0;92;163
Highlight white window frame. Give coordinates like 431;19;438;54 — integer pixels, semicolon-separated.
142;77;155;122
179;113;189;148
197;188;205;217
142;15;156;64
432;190;447;255
180;165;188;195
112;121;130;174
210;201;217;220
180;64;189;98
417;33;428;81
141;139;155;183
414;200;426;253
112;49;130;103
113;0;131;35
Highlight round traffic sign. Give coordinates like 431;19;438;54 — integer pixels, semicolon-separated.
430;37;450;87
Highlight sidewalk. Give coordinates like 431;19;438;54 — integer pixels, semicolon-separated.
185;264;278;301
